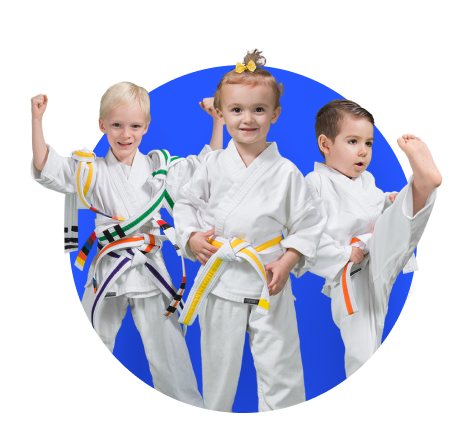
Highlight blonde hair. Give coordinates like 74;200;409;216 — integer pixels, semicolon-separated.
100;82;151;123
214;49;284;110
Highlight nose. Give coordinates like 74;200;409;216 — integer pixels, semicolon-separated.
242;111;254;124
121;127;131;139
358;144;368;157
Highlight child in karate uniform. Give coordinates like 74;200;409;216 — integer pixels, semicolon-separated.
31;83;223;406
306;99;442;377
173;50;327;412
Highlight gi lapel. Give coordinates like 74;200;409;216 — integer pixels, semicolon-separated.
314;162;381;223
106;149;142;218
214;140;281;236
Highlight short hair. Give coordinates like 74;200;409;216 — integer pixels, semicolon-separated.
315;99;374;158
214;49;284;110
100;82;151;123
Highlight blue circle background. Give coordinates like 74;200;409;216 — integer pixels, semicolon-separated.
69;66;413;412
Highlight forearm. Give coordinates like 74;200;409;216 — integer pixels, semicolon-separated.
209;119;223;151
280;248;303;273
32;117;48;171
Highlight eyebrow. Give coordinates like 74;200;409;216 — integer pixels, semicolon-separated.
345;135;374;141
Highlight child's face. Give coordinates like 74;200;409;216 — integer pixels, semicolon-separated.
217;83;281;149
320;117;374;178
99;101;150;166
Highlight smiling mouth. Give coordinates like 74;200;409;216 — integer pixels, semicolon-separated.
240;128;257;132
118;141;133;146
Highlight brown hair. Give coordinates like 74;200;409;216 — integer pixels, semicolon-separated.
315;99;374;158
214;49;284;109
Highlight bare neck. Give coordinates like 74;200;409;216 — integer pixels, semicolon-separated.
234;140;268;168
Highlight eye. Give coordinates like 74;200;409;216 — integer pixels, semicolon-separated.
232;107;241;113
132;124;141;129
255;107;264;112
366;141;373;147
348;139;357;145
112;123;121;128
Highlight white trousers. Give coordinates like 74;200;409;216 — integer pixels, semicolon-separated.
81;290;203;407
330;183;436;377
199;282;305;412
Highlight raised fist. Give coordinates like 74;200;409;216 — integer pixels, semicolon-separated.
199;97;221;121
31;94;48;119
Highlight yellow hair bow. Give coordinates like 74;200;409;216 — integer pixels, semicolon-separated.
235;60;256;73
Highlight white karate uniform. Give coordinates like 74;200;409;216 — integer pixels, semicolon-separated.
306;162;437;377
174;140;327;411
32;144;209;407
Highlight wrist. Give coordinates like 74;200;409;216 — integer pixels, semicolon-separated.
280;249;302;272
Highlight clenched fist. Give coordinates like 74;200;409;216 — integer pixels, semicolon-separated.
31;94;48;119
199;97;222;122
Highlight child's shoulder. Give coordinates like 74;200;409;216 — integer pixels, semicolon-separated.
71;149;108;168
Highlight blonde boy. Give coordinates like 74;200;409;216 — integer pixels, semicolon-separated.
306;99;441;377
31;82;222;406
173;50;327;411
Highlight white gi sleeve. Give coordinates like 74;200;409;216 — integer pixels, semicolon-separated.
304;170;352;281
31;145;78;194
309;233;353;281
280;167;328;278
173;156;213;261
165;145;212;202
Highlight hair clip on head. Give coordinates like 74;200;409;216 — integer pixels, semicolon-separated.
235;60;256;73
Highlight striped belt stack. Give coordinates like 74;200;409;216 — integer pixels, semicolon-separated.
178;231;284;326
86;233;186;329
341;234;372;316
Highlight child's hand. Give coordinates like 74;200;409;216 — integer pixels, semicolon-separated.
199;98;222;122
350;246;365;264
188;228;219;265
265;260;291;296
389;193;398;203
31;94;48;119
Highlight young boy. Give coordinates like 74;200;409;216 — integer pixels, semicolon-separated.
306;99;441;377
173;50;327;412
31;82;223;406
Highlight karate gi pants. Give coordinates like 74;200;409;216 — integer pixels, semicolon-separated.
330;183;435;377
199;282;305;412
82;290;203;407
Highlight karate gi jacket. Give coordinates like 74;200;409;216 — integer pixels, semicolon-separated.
174;140;327;302
32;144;211;297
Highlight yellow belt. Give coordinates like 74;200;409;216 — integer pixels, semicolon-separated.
178;231;283;326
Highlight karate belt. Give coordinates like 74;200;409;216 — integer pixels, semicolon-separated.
70;148;187;325
178;231;284;326
341;234;418;316
86;233;186;329
341;235;371;316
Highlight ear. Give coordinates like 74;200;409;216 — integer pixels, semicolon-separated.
143;121;150;135
318;134;332;155
271;106;281;124
216;108;226;126
99;118;106;134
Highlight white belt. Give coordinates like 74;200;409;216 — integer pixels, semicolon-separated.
178;231;284;326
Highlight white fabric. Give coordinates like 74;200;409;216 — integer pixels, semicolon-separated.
306;162;437;377
199;283;305;412
82;290;203;407
174;139;326;410
174;140;327;302
32;144;210;406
